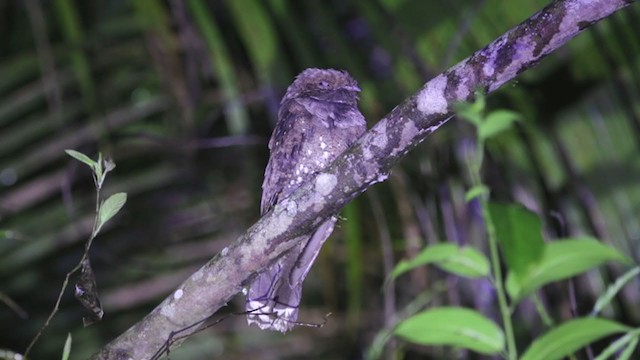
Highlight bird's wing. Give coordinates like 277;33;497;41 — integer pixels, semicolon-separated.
260;99;314;215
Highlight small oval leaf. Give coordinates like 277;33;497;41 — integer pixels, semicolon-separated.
478;110;520;140
97;193;127;233
520;318;630;360
394;307;504;355
65;149;96;170
507;238;629;302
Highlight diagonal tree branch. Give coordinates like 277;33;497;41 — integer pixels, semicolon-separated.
91;0;635;358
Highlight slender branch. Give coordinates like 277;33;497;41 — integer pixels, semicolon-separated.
24;182;103;357
92;1;635;358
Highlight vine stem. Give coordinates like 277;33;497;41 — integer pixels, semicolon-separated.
481;198;517;359
23;184;102;357
471;139;517;360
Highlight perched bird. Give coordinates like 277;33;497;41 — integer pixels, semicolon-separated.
246;68;366;332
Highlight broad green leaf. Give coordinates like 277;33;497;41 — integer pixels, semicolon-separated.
391;243;455;279
465;185;488;202
592;266;640;316
489;203;544;279
61;333;72;360
394;307;504;355
507;238;630;302
65;149;96;170
390;243;489;282
97;193;127;233
520;318;630;360
478;110;520;140
436;246;490;278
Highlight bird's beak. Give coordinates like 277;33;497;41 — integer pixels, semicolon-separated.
343;85;361;92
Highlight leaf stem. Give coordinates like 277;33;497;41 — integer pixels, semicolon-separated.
24;158;103;358
472;138;517;359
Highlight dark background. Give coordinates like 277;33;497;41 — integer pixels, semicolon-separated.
1;0;639;358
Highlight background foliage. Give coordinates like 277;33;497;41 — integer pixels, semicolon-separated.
1;0;639;358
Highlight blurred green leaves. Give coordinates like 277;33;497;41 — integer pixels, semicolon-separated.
390;243;490;283
54;0;96;111
489;203;544;280
520;318;630;360
187;0;249;134
389;89;639;360
61;333;72;360
506;237;630;302
394;307;505;355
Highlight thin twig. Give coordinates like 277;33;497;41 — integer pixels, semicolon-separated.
23;177;103;357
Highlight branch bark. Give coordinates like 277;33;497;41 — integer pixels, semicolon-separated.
92;0;634;358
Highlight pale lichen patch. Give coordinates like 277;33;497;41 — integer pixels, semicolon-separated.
174;289;184;300
191;268;204;281
417;74;448;114
283;198;298;216
315;173;337;196
371;122;388;149
262;211;294;241
398;121;419;154
160;302;176;318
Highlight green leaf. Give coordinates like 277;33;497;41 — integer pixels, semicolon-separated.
507;238;630;302
394;307;504;355
95;152;104;187
478;110;520;140
65;149;96;170
390;243;489;282
454;91;486;126
592;266;640;316
465;185;489;202
96;193;127;233
520;318;630;360
454;102;483;126
436;246;490;278
489;203;545;279
594;330;640;360
619;336;639;360
61;333;72;360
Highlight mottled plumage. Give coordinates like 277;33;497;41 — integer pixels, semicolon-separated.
246;69;366;332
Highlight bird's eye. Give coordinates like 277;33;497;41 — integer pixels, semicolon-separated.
318;81;330;89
